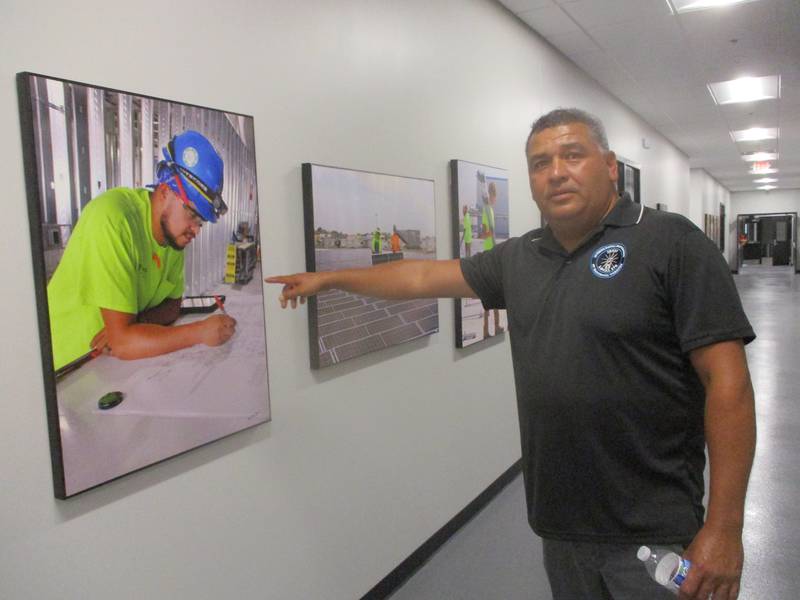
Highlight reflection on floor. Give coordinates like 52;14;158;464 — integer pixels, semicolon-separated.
390;265;800;600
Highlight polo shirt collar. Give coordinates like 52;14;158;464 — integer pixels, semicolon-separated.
534;193;643;255
603;192;643;227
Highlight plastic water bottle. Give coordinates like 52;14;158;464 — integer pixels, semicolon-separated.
637;545;691;595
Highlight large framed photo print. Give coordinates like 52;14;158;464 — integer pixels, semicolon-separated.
17;72;270;498
302;163;438;368
450;160;508;348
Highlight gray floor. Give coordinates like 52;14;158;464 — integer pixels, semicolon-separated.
390;264;800;600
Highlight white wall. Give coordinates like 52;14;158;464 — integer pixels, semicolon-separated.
0;1;692;599
732;189;800;216
691;169;733;265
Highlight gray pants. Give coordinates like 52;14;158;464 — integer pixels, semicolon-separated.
542;538;685;600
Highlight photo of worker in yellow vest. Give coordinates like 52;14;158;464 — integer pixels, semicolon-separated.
450;160;509;348
481;181;505;339
18;72;270;499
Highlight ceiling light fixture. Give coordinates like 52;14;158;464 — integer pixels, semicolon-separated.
757;185;777;191
742;151;779;162
667;0;761;14
754;178;778;183
708;75;780;105
750;166;778;175
731;127;779;142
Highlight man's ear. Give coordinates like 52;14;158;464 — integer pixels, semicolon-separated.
606;150;618;185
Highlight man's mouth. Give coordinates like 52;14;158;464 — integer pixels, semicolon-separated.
549;190;576;201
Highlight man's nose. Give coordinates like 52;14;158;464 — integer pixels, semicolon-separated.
549;156;567;180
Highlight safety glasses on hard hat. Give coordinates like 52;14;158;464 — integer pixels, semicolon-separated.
169;173;207;227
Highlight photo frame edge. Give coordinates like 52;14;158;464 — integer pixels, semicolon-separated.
450;159;465;349
16;71;68;499
301;163;321;370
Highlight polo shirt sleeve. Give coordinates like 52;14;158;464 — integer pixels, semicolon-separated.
77;205;139;315
667;229;755;353
460;241;507;310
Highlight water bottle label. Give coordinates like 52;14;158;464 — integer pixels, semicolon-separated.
672;559;691;587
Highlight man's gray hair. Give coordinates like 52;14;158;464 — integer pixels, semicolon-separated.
525;108;609;153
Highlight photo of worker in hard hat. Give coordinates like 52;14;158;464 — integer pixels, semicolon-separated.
19;72;270;499
47;130;236;370
451;160;508;348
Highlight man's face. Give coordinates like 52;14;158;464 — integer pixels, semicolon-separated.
160;188;204;250
526;122;618;228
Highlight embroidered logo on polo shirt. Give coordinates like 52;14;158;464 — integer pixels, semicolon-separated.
590;243;626;279
152;252;162;269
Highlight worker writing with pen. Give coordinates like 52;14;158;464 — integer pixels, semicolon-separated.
47;130;236;372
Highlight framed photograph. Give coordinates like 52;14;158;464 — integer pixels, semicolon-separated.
450;160;508;348
302;163;438;368
17;72;270;499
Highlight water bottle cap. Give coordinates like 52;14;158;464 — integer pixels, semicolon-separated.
637;546;651;561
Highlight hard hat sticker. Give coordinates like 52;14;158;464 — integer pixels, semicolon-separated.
182;146;199;168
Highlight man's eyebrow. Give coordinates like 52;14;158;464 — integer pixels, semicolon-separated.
558;141;588;151
529;141;589;161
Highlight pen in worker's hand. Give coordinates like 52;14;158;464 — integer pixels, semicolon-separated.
214;295;227;315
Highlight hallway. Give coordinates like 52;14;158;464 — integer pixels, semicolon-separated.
391;265;800;600
736;265;800;598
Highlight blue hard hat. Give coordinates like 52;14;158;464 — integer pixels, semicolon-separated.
154;130;227;223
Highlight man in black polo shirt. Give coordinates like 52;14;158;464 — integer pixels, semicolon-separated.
267;108;756;600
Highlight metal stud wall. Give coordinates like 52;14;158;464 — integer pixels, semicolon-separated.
29;75;258;293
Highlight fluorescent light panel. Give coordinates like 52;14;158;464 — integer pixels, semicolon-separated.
731;127;778;142
757;185;777;190
708;75;780;105
750;167;778;174
668;0;761;14
742;151;779;162
754;178;778;183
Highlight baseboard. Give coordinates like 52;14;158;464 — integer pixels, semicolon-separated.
360;459;523;600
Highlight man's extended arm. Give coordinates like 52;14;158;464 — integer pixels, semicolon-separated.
96;308;236;360
680;339;756;600
266;258;476;308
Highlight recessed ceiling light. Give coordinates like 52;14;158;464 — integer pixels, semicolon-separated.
667;0;761;14
750;166;778;175
754;178;778;183
742;151;779;162
731;127;778;142
757;185;777;190
708;75;780;105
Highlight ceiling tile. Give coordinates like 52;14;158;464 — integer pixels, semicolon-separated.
543;30;602;56
720;100;780;129
557;0;672;29
587;17;683;53
499;0;554;13
517;4;582;37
